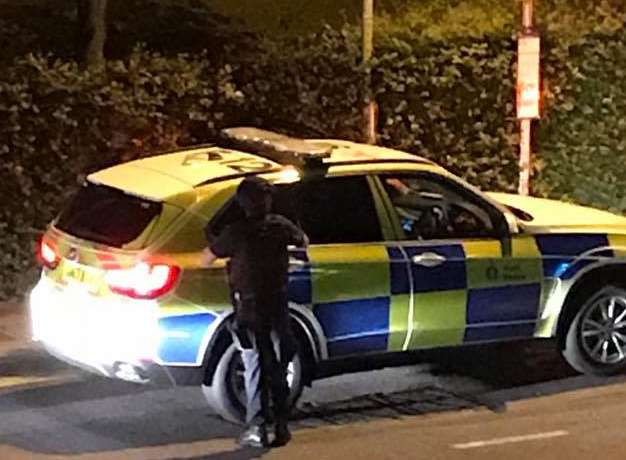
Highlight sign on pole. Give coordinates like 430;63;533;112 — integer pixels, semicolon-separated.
517;34;541;120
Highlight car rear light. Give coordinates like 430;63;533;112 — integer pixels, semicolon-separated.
105;263;181;300
38;240;59;269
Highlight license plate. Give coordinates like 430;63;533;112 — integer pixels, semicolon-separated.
62;260;98;288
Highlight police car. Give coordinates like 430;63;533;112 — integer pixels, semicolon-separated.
31;127;626;423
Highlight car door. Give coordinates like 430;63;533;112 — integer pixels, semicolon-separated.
284;175;412;358
374;172;543;349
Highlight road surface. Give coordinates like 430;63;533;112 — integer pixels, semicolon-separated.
1;302;625;459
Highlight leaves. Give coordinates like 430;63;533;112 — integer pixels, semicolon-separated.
0;49;244;300
2;6;626;300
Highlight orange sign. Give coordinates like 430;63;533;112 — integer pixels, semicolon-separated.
517;35;541;119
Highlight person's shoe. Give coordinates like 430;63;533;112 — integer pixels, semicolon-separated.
237;425;269;448
272;423;291;447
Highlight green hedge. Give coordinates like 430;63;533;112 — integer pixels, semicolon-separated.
2;19;626;299
373;37;518;191
0;51;244;298
536;34;626;212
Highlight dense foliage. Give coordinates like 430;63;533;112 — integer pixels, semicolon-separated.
1;1;625;299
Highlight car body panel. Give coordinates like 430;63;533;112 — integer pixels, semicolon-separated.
304;243;411;356
488;192;626;234
88;149;280;201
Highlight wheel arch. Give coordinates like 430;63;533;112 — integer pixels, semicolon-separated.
200;304;327;387
556;263;626;350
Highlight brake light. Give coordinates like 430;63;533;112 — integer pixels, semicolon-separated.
105;263;180;300
38;240;59;269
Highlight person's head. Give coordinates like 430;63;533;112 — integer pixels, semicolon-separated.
236;176;273;217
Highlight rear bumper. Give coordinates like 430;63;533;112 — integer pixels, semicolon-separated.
29;277;205;386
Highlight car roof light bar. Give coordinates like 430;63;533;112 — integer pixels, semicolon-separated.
219;127;332;172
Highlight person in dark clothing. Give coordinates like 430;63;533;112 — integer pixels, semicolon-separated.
202;176;308;448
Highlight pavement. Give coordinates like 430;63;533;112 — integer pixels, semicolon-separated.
0;302;26;350
2;301;626;459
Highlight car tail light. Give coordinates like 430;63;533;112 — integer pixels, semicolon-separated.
38;240;59;269
105;263;181;300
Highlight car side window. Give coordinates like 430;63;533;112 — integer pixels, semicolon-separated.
297;176;383;244
380;174;496;241
208;176;382;245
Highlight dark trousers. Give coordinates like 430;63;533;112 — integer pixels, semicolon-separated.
231;291;295;427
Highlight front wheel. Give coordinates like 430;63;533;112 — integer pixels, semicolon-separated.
562;286;626;376
202;342;306;424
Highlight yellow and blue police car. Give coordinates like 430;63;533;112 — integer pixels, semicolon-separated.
30;127;626;423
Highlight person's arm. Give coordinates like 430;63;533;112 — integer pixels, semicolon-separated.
201;247;219;268
201;224;236;267
283;218;308;248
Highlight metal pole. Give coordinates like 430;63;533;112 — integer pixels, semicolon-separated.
363;0;374;63
518;0;534;196
519;118;532;195
363;0;377;144
522;0;534;32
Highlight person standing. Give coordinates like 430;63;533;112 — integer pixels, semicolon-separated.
202;176;308;448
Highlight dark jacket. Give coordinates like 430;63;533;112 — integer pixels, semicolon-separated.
208;213;307;324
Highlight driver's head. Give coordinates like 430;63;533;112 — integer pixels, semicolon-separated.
236;176;273;218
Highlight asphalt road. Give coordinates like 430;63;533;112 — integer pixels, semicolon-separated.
2;302;626;460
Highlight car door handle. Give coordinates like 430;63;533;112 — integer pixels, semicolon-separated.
411;252;447;267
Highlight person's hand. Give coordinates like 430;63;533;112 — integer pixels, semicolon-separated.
201;247;217;268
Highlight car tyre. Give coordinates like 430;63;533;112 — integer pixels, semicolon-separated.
562;286;626;376
202;340;306;425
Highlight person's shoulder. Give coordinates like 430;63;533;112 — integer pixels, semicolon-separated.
267;214;296;227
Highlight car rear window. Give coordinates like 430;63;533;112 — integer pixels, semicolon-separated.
55;183;162;247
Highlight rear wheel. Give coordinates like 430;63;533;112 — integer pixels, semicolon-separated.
202;341;306;425
562;286;626;376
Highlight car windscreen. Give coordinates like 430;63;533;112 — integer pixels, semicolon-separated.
55;182;162;248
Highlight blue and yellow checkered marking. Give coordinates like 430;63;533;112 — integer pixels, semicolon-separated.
405;244;467;293
409;289;466;348
535;234;613;279
388;246;410;295
466;284;542;324
400;240;542;346
402;243;469;348
280;233;624;358
314;297;390;356
289;245;414;357
305;244;408;357
533;233;619;337
158;312;217;364
463;238;542;342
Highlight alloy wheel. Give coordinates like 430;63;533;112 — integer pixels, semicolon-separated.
228;352;297;409
580;294;626;365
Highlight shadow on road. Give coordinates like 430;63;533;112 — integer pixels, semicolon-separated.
0;347;153;407
294;338;626;427
316;338;576;388
169;448;270;460
0;347;71;378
